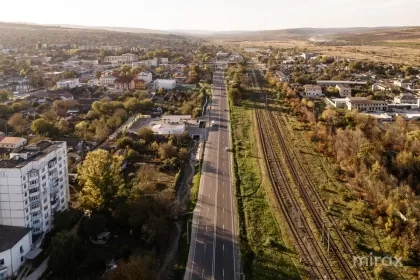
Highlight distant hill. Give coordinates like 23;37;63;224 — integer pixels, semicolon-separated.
202;27;420;41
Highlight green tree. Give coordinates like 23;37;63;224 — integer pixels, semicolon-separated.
178;147;189;161
107;256;157;280
228;88;241;105
137;127;154;143
8;113;28;134
48;231;83;277
0;90;12;102
77;149;124;212
56;119;71;135
31;118;55;136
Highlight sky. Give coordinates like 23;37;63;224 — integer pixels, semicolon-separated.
0;0;419;31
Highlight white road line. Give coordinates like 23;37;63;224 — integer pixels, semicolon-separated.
223;269;225;278
223;193;224;199
223;224;224;230
204;244;206;252
223;208;224;213
206;225;207;231
202;269;204;277
223;244;224;251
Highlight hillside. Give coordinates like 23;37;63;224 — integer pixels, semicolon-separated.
0;22;187;47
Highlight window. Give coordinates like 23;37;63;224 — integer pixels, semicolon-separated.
45;221;49;226
45;213;48;219
23;176;26;180
20;246;23;253
24;192;28;197
21;256;24;262
61;198;65;204
25;200;28;205
44;206;48;211
44;198;47;203
26;208;28;213
0;259;4;266
42;175;46;180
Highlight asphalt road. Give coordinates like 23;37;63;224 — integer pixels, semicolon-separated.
184;68;240;280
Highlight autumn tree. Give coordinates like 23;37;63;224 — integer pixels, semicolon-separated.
48;231;83;277
137;127;154;143
228;87;241;105
158;143;177;160
31;118;56;136
77;149;124;212
0;90;11;102
8;113;28;134
107;255;157;280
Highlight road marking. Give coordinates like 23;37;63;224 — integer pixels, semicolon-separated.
209;193;210;198
223;244;224;251
202;269;204;277
204;244;206;252
223;208;224;213
223;224;224;230
223;269;225;278
206;225;207;231
222;181;224;186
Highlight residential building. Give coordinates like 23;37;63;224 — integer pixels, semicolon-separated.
317;80;367;86
98;76;117;86
216;51;230;58
394;93;418;104
137;71;153;84
14;84;34;94
301;52;316;60
275;71;290;83
103;54;138;64
154;79;176;90
81;60;99;66
346;97;388;112
372;83;388;91
159;58;169;64
0;225;32;278
56;78;80;89
114;77;132;90
394;79;412;89
0;140;70;234
303;85;323;98
0;137;27;149
44;72;64;80
29;90;74;101
336;84;352;97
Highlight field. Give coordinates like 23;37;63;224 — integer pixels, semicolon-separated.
232;40;420;64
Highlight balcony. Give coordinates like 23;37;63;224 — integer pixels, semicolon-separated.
30;206;41;213
29;189;40;197
52;202;60;212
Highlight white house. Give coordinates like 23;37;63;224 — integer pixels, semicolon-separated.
56;78;79;89
303;85;323;98
14;84;34;94
154;79;176;90
151;123;185;135
0;140;70;234
159;58;169;64
137;72;153;84
98;76;117;86
394;93;418;104
0;137;27;149
0;225;32;279
336;84;352;97
394;79;412;89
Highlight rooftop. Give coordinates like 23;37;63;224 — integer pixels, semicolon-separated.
346;97;387;105
0;137;26;145
0;225;31;252
0;140;64;169
304;84;322;90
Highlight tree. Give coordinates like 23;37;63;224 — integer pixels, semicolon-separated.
107;256;157;280
31;118;55;136
0;90;12;102
8;113;28;134
178;147;189;161
48;231;83;277
94;71;102;79
77;149;124;212
158;143;177;160
137;127;154;143
228;88;241;105
56;119;71;135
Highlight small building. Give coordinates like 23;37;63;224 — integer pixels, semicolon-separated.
301;52;316;60
346;97;388;112
336;84;352;97
56;78;79;89
137;71;153;84
216;51;230;58
372;83;389;91
0;137;28;149
394;79;412;89
151;123;185;135
154;79;176;90
303;85;323;98
0;225;33;279
393;93;418;104
159;58;169;64
99;76;116;86
275;71;290;83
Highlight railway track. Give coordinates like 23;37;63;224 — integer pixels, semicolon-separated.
256;109;336;279
249;65;370;279
273;113;371;280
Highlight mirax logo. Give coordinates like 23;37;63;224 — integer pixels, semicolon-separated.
353;252;403;267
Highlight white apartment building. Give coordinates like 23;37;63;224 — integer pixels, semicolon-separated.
346;97;388;112
336;84;352;97
0;141;70;235
303;85;323;98
56;78;80;89
154;79;176;90
104;54;139;64
99;76;117;86
137;72;153;84
0;225;32;279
